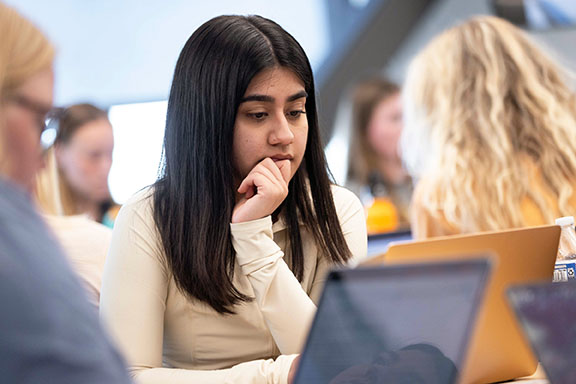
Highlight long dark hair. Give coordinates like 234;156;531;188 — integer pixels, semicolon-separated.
153;15;352;314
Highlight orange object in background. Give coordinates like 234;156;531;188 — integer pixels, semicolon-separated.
365;197;398;234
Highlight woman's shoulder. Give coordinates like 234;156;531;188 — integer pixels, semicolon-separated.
331;184;359;200
120;187;155;211
44;214;111;237
330;184;364;215
114;187;156;227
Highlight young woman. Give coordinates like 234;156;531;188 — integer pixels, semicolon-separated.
37;103;118;227
401;16;576;239
100;15;367;383
346;77;413;231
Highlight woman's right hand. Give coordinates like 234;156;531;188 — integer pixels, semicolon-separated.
232;158;291;223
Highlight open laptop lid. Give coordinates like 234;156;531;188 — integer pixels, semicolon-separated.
379;224;560;384
294;258;491;384
508;282;576;384
367;229;412;258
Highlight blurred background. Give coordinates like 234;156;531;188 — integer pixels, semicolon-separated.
8;0;576;203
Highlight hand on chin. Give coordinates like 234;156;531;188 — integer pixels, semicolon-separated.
232;158;291;223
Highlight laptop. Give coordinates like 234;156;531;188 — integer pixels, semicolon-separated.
508;282;576;384
369;225;561;384
294;258;491;384
367;229;412;257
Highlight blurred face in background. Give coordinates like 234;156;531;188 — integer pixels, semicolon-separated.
56;118;114;203
366;92;403;161
1;67;54;191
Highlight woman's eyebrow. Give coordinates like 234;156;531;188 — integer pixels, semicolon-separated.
240;94;274;103
287;90;308;102
239;90;308;104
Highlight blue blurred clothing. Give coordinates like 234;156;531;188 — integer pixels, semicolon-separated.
0;177;131;384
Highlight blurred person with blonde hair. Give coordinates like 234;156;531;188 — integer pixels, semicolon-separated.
34;104;116;307
402;15;576;239
36;148;113;308
0;2;130;382
346;77;413;232
37;103;119;227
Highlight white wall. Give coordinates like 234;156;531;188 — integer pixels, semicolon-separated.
6;0;330;106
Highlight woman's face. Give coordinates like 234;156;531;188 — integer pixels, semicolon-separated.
233;67;309;183
366;92;403;161
56;118;114;203
1;67;54;191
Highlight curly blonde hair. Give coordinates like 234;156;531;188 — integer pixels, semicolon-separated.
402;15;576;232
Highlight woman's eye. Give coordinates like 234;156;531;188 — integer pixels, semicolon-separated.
248;112;267;120
288;110;306;118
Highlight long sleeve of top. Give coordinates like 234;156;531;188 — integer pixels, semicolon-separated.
231;186;368;354
100;185;367;384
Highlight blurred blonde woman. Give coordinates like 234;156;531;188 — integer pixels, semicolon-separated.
37;103;119;228
402;15;576;239
36;147;112;308
0;3;129;381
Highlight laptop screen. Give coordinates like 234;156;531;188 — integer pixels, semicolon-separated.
367;230;412;257
294;259;490;384
508;282;576;384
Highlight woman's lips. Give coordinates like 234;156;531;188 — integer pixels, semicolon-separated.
270;155;293;162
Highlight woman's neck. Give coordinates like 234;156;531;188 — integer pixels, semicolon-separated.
75;198;102;222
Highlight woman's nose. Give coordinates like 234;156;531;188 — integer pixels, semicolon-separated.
99;154;113;175
269;115;294;145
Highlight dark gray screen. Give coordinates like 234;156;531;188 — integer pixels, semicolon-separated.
509;282;576;384
295;260;490;384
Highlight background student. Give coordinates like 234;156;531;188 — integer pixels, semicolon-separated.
34;103;116;307
37;103;119;227
346;77;413;232
401;15;576;239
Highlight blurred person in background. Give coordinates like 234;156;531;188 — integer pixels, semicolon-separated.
35;105;116;307
0;2;131;382
37;103;119;228
402;15;576;239
36;150;112;308
346;77;413;233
